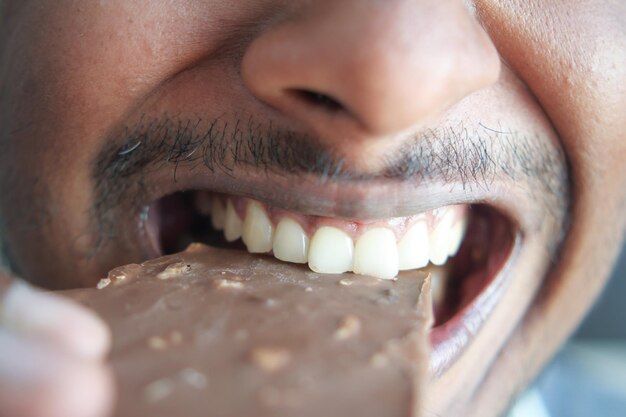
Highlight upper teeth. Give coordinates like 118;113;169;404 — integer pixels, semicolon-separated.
429;209;456;266
196;194;467;280
242;202;273;253
353;228;399;280
223;200;243;242
210;197;226;231
397;220;429;271
273;218;310;264
309;226;354;274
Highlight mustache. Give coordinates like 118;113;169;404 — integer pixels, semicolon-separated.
94;114;567;186
90;113;569;250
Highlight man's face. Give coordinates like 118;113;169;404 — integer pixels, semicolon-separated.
1;0;624;415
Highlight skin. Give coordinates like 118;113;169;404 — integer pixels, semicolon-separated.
0;1;624;416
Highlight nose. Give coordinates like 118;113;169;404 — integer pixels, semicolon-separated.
242;0;500;148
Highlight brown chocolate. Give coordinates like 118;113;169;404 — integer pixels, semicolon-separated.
67;244;433;417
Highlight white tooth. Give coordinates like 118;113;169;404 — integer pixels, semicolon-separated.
223;200;243;242
428;265;448;306
353;228;399;280
194;192;213;216
397;221;430;271
308;227;354;274
429;210;455;266
273;218;309;264
447;219;467;257
242;201;273;253
211;198;226;230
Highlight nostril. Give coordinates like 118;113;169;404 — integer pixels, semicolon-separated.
290;89;344;112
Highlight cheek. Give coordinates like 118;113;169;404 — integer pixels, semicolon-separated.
476;0;626;266
6;0;265;136
0;0;246;284
1;0;269;217
467;0;626;410
477;0;626;171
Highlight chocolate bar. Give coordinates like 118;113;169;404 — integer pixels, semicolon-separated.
67;244;433;417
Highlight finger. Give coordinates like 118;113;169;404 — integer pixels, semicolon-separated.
0;275;110;359
0;329;114;417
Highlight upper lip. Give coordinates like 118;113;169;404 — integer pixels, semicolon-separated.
148;165;532;226
134;164;532;274
94;115;560;243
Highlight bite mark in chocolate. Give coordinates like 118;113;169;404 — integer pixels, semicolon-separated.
157;261;192;280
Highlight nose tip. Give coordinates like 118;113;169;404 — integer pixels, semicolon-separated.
242;0;500;140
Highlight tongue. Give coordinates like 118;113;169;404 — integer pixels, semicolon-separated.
66;244;434;417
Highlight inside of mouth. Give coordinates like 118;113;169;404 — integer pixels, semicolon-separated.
148;191;514;328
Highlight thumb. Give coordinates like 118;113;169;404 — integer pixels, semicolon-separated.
0;272;111;360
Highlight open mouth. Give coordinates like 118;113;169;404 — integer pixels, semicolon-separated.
145;191;516;375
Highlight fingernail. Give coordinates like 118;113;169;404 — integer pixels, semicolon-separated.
1;282;111;359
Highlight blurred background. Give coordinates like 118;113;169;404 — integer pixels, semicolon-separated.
510;243;626;417
576;244;626;339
